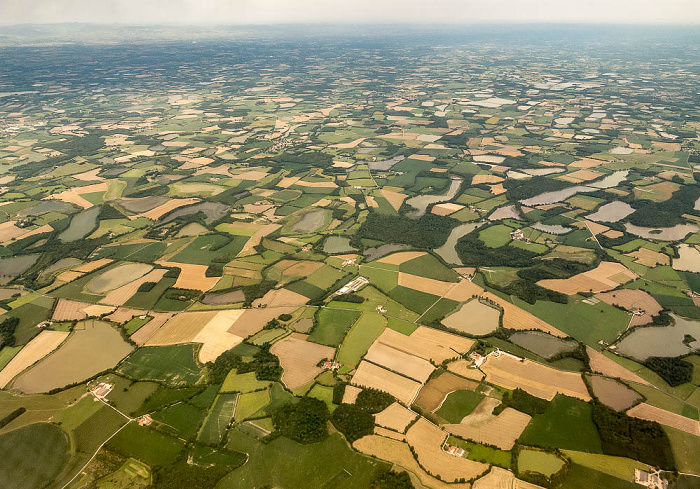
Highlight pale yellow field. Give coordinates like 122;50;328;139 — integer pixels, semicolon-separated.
627;403;700;436
0;221;55;245
406;418;488;483
0;331;69;388
472;174;504;184
252;288;308;307
193;310;246;363
431;203;464;216
137;198;200;220
481;355;591;401
270;334;335;390
472;467;544;489
380;189;408;212
537;261;637;295
130;312;173;345
373;426;405;441
586;347;650;386
351;360;422;405
100;268;167;306
377;251;426;265
236;223;281;258
146;311;217;345
52;299;94;321
227;307;297;338
73;258;113;273
353;435;472;489
105;307;149;324
365;342;435;383
626;247;670;267
397;272;454;296
156;260;220;291
374;402;418;433
446;359;486;381
376;327;473;364
445;404;531;450
342;385;362;404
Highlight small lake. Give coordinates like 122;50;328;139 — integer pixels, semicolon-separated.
323;236;357;254
292;209;326;234
435;221;484;265
586;201;635;223
673;244;700;273
625;223;698;241
59;206;100;242
489;205;521;221
406;177;462;217
509;331;578;359
364;244;408;261
520;171;628;206
615;314;700;361
532;223;572;235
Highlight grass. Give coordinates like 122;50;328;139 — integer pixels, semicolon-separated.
308;384;336;412
221;429;387;489
420;297;461;324
124;277;176;310
95;242;168;263
106;423;185;466
447;436;511;468
190;444;247;469
518;449;565;477
479;224;513;248
386;317;418;335
359;264;398;293
73;405;129;455
235;389;270;422
562;450;649;480
136;386;202;415
435;390;485;423
0;345;21;371
327;285;419;322
513;296;630;350
102;376;159;415
305;265;346;289
561;463;642;489
308;308;361;347
117;344;202;386
336;313;387;368
199;393;239;445
152;402;207;439
221;370;272;393
171;234;248;266
122;316;151;335
0;423;70;489
400;253;459;282
664;425;700;475
519;395;602;453
52;396;103;431
260;382;299;417
388;286;440;314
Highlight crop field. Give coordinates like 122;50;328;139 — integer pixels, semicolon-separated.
234;389;270;422
562;450;649;480
627;403;700;436
308;308;360;346
152;401;206;439
415;372;479;412
509;331;578;359
595;289;662;327
364;341;434;382
335;313;387;368
0;423;70;489
86;262;153;294
589;375;642;411
199;393;239;445
117;344;202;385
520;394;602;452
351;361;422;405
518;449;565;477
435;389;485;423
445;400;531;450
0;330;68;388
537;261;637;295
270;334;335;389
13;320;133;394
442;299;500;335
406;418;489;483
373;402;417;433
375;327;474;364
107;423;185;467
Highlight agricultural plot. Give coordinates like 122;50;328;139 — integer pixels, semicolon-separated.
12;320;133;393
373;402;418;433
335;313;387;368
307;308;360;347
270;333;335;390
117;344;202;386
589;375;642;411
234;389;270;422
199;393;239;445
351;361;422;405
374;326;474;364
518;449;565;477
0;330;68;388
107;423;185;467
537;261;637;295
481;354;591;401
415;372;479;413
627;403;700;436
442;299;500;335
435;389;485;423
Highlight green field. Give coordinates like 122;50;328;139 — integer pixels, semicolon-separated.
152;402;207;439
479;224;513;248
520;395;602;452
103;376;159;415
435;390;484;423
336;313;387;368
447;436;511;468
560;463;641;489
562;450;649;480
400;253;459;282
327;285;419;322
387;286;440;314
107;422;185;466
234;389;270;422
221;429;387;489
117;344;203;386
664;425;700;475
0;423;70;489
308;308;361;346
190;444;247;469
171;234;248;265
221;370;273;393
199;393;239;445
518;449;565;477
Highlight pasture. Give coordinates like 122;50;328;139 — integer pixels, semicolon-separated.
199;393;239;445
117;344;203;386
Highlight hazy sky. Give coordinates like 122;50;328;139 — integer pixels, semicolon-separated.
3;0;700;25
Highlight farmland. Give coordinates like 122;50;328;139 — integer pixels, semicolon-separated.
0;23;698;489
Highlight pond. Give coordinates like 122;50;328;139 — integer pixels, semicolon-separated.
323;236;357;254
615;314;700;361
520;171;628;206
586;201;635;223
291;209;326;234
625;223;698;241
509;331;579;359
59;206;100;242
673;244;700;273
364;243;408;261
531;223;572;235
406;177;462;217
435;221;484;265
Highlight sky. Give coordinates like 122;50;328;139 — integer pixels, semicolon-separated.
2;0;700;25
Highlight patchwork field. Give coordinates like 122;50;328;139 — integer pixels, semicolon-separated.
481;354;591;401
270;333;335;389
351;360;422;405
415;372;479;413
537;261;637;295
445;398;531;450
